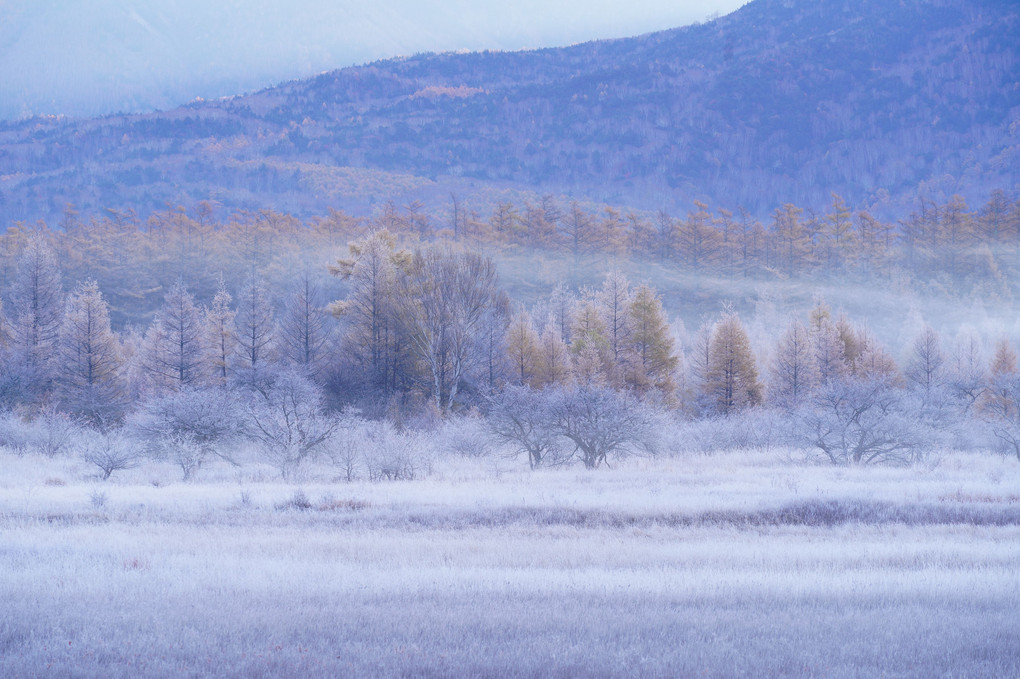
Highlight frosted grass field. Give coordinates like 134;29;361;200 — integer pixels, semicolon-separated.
2;449;1020;677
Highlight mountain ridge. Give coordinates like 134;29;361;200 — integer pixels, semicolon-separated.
0;0;1016;225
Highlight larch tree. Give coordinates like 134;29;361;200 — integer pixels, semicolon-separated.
569;296;610;383
489;202;519;243
688;320;714;413
854;211;891;275
904;325;946;401
808;298;832;335
10;235;64;401
596;271;633;385
626;284;679;396
714;209;738;278
597;208;627;256
771;203;808;276
535;324;574;387
546;282;575;345
653;209;678;261
234;273;276;377
853;330;899;380
813;323;847;386
474;294;513;392
330;231;409;395
947;331;986;413
835;313;863;371
561;202;596;261
769;319;818;409
938;195;974;279
681;201;720;271
981;338;1020;422
56;279;125;426
704;312;763;414
279;269;331;380
989;338;1017;379
981;338;1020;461
824;193;857;269
142;279;206;393
504;307;541;387
627;212;657;258
204;276;236;386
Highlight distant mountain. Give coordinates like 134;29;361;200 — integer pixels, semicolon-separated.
0;0;1016;226
0;0;732;121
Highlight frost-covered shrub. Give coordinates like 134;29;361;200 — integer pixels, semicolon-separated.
322;410;436;484
275;489;313;512
361;422;431;481
128;387;245;479
0;410;30;454
327;429;364;482
0;407;83;457
665;408;787;455
88;488;108;509
324;410;372;482
244;368;340;478
485;385;666;469
78;430;139;480
435;415;494;458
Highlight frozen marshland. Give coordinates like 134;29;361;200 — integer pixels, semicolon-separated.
2;443;1019;678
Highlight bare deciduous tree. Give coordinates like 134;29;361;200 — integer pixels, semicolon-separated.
486;385;562;469
549;386;658;469
799;375;928;466
396;248;500;412
79;430;138;480
245;368;339;478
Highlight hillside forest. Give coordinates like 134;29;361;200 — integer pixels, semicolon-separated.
1;0;1016;227
1;187;1020;478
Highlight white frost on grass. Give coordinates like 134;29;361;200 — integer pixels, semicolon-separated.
2;447;1020;677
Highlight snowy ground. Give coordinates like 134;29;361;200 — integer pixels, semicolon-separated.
2;448;1020;677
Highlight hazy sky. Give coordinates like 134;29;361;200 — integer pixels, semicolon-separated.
0;0;746;120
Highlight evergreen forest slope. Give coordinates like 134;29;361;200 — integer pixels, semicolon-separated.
0;0;1016;225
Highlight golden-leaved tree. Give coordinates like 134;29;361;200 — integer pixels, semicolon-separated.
704;311;762;414
626;284;679;397
504;306;541;388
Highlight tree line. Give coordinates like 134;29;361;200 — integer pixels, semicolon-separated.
3;187;1019;327
4;226;1020;479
